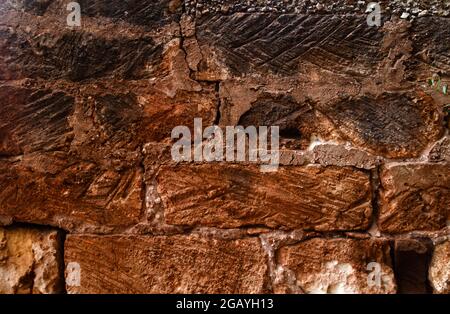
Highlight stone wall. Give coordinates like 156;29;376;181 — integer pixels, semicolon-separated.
0;0;448;294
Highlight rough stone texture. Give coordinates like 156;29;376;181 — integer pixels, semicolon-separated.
0;1;217;232
429;136;450;163
0;227;63;294
379;163;450;233
429;241;450;294
277;238;396;294
186;0;450;16
0;2;176;81
215;61;444;159
156;164;372;231
189;8;448;158
320;91;443;159
0;158;144;233
311;144;382;170
65;235;268;294
0;0;449;295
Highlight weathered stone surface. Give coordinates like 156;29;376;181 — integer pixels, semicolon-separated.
0;0;449;296
194;14;382;78
65;235;268;293
0;82;144;232
379;163;450;233
1;0;182;27
394;239;433;294
192;13;446;159
0;0;214;197
429;241;450;294
1;0;55;15
187;0;450;17
0;19;161;81
277;238;396;294
0;73;216;232
311;144;382;170
156;164;372;231
2;0;182;31
0;227;63;294
67;0;182;28
0;85;74;156
193;14;449;84
0;157;143;233
218;77;444;158
412;17;450;77
429;136;450;163
278;150;312;166
218;78;339;150
320;91;443;159
0;1;185;81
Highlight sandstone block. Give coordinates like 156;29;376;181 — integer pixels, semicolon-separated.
65;235;268;293
0;79;216;232
156;164;372;231
277;238;396;294
0;227;63;294
379;163;450;233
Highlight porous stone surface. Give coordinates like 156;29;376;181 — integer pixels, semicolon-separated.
65;235;269;294
0;227;63;294
429;240;450;294
277;238;397;294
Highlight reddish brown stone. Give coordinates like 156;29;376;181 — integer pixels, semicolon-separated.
0;157;143;233
321;91;444;159
156;164;372;231
0;227;63;294
0;82;146;232
1;0;450;296
65;235;268;294
0;78;216;233
0;1;181;81
218;77;444;158
218;78;344;151
0;85;74;156
379;163;450;233
139;84;216;142
198;13;445;159
277;238;396;294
